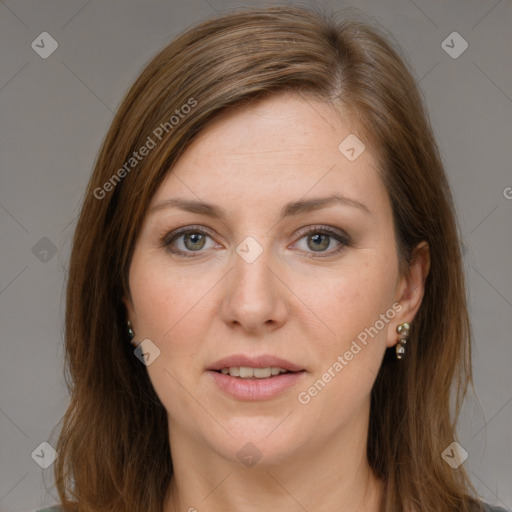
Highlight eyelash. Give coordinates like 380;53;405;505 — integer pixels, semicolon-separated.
161;224;350;259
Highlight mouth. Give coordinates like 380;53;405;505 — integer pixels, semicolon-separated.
207;354;304;373
206;354;306;401
214;366;300;379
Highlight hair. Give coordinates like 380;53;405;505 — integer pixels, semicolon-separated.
53;5;482;512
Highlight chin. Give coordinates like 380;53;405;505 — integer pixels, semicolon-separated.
205;417;306;467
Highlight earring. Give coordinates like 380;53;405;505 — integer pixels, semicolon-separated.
395;322;409;360
127;321;135;343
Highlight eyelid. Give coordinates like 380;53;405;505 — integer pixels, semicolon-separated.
294;224;348;240
161;224;217;247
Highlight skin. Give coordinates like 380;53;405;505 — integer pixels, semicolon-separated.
124;92;430;512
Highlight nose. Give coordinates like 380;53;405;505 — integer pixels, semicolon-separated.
219;240;288;334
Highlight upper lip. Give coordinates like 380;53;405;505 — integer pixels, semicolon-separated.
207;354;304;372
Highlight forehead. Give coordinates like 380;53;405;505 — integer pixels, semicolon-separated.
150;93;388;218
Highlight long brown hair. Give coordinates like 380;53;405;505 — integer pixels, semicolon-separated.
53;5;482;511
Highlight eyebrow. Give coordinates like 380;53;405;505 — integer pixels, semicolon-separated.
149;194;370;219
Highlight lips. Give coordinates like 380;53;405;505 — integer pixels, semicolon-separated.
206;354;306;400
207;354;304;373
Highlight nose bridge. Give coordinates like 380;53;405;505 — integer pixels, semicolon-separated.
233;233;276;302
235;236;272;291
221;232;286;330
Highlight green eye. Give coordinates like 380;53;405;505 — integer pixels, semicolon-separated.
293;226;349;257
162;226;215;258
162;225;350;258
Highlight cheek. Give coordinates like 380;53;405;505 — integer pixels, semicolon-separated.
128;254;206;395
129;250;209;340
294;270;396;429
298;255;398;348
293;255;398;412
128;256;213;421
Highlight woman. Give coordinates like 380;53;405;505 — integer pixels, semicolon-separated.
35;5;506;512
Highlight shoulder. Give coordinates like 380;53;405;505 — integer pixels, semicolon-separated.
480;502;510;512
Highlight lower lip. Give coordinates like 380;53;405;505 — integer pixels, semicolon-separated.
207;370;306;401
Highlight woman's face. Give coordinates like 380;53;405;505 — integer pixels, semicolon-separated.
125;93;413;466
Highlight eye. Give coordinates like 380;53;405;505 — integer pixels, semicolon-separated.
292;225;349;257
161;224;350;259
161;226;218;257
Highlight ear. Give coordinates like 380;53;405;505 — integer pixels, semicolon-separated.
387;241;430;348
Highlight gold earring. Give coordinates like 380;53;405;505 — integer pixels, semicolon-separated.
395;322;409;360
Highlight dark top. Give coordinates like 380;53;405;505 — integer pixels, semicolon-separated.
32;502;510;512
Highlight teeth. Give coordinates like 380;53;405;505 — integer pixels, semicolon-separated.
219;367;290;378
253;367;271;378
240;366;257;378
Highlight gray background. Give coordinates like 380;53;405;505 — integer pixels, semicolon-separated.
0;1;511;511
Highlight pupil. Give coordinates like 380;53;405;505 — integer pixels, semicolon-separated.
309;233;328;251
186;233;205;250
